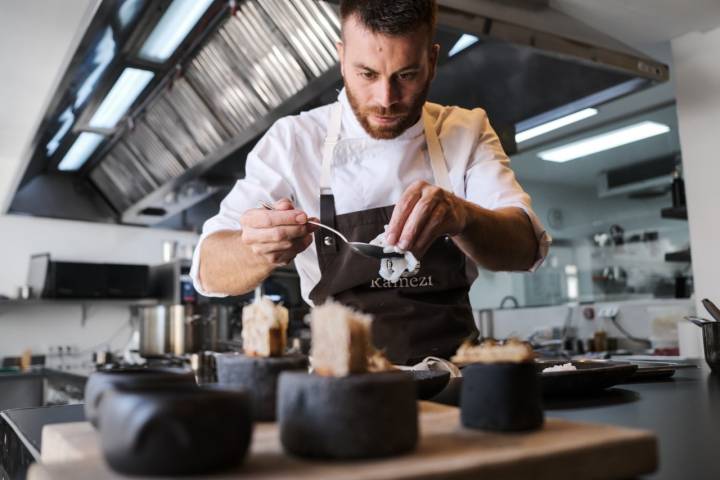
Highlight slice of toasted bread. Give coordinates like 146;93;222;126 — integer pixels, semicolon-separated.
310;300;373;377
242;297;288;357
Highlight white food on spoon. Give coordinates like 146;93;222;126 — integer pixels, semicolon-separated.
369;225;420;282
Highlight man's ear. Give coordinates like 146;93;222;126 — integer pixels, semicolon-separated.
337;41;345;78
429;43;440;80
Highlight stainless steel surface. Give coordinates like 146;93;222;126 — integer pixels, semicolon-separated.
168;305;201;356
347;242;405;259
138;305;169;357
119;66;340;225
686;315;714;327
429;1;668;135
475;309;494;339
79;0;343;225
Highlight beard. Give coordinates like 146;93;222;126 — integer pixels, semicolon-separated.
345;79;431;140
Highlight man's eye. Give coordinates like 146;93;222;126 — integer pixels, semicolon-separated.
360;71;377;80
398;72;418;80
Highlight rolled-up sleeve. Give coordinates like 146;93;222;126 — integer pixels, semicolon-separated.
190;119;296;296
463;111;551;272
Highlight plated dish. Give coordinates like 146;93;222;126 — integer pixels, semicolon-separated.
536;360;638;396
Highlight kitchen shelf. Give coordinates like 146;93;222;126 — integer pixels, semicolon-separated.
661;206;688;220
665;249;691;263
0;298;158;324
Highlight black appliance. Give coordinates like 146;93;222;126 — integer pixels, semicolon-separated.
148;259;197;305
27;253;149;299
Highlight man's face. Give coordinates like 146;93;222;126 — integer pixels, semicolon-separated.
338;15;439;139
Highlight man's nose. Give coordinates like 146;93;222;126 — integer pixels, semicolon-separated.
375;78;400;108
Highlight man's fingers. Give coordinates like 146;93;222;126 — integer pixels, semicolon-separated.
241;208;307;228
398;196;437;251
242;224;313;244
387;184;424;245
411;203;448;257
274;198;294;210
251;240;294;255
257;235;313;266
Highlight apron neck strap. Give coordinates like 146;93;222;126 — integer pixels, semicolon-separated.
320;102;342;195
421;105;453;193
319;101;453;195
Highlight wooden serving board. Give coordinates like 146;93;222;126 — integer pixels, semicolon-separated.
31;402;657;480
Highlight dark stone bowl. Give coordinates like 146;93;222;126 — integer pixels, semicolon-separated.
98;384;253;476
84;367;196;428
215;353;308;421
278;371;418;459
460;362;544;432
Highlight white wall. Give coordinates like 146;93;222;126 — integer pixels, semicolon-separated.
469;179;690;309
488;298;694;353
672;25;720;315
0;214;196;359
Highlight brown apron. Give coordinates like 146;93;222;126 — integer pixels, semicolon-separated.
308;102;474;365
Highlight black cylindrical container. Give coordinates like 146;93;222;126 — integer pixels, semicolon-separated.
460;362;544;431
701;322;720;372
98;384;253;476
84;367;196;428
672;172;686;208
215;353;308;421
278;371;418;459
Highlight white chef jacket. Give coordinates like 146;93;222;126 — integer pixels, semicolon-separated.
190;88;551;305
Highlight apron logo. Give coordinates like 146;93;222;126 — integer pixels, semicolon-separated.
370;275;434;289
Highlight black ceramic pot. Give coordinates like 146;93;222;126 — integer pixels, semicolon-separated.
700;322;720;372
98;384;253;476
278;371;418;459
215;353;308;421
84;367;196;428
460;362;544;432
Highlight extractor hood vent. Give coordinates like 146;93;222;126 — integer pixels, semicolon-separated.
89;0;341;225
597;153;679;198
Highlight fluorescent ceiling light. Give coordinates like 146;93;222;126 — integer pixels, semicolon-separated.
89;67;154;129
538;121;671;163
448;34;479;57
75;27;116;109
118;0;145;30
58;133;104;171
516;108;597;143
138;0;214;62
46;108;75;156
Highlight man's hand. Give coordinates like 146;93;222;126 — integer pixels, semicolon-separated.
239;198;318;267
386;180;468;257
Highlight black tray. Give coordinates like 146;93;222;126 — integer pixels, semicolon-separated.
625;361;679;381
537;360;638;396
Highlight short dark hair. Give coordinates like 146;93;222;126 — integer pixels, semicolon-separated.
339;0;437;38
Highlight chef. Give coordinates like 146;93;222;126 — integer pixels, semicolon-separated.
191;0;550;364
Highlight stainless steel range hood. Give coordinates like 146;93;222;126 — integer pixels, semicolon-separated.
89;0;343;225
11;0;670;229
430;0;668;140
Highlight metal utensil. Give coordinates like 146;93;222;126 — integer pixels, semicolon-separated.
259;201;403;259
702;298;720;322
686;315;714;327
